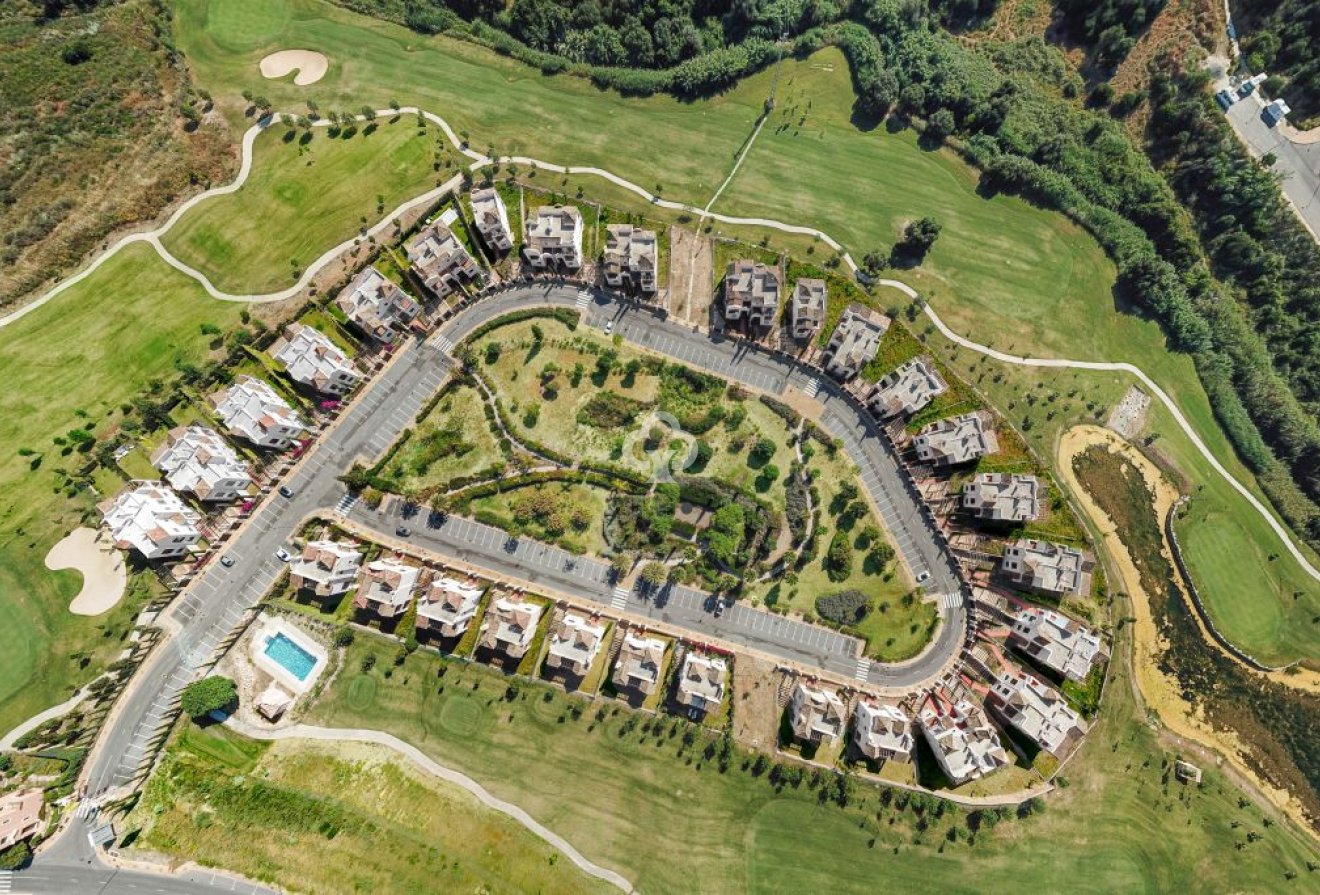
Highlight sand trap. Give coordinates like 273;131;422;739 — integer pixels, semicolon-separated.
46;527;127;617
259;50;329;86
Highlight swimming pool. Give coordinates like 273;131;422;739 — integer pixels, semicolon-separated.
264;632;318;682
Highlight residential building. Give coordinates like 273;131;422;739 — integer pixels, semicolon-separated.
470;187;513;252
1002;538;1094;597
352;558;421;618
789;278;827;341
210;376;308;451
478;594;544;659
963;473;1043;523
271;323;361;396
289;539;362;598
0;790;44;850
416;574;484;639
407;221;481;300
987;669;1085;757
917;692;1009;786
603;224;658;294
97;481;201;561
150;425;251;503
675;651;727;714
335;267;420;343
852;699;915;763
788;681;846;745
611;631;666;696
544;612;609;677
524;205;583;270
821;304;890;381
866;357;948;419
1008;606;1108;682
913;411;999;466
1263;98;1291;127
722;260;779;331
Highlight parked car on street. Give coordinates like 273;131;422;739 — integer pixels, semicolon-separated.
275;547;292;562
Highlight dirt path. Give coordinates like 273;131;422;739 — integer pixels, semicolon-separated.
1056;424;1320;837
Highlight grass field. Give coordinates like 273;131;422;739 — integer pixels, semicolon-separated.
160;116;447;293
377;384;502;494
284;630;1320;891
126;723;612;893
0;242;245;735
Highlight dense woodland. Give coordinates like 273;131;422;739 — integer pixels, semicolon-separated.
1232;0;1320;122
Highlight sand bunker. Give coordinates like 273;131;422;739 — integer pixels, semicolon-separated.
259;50;329;86
46;527;127;617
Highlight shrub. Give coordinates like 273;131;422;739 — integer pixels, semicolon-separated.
815;590;871;625
577;392;649;428
180;676;237;719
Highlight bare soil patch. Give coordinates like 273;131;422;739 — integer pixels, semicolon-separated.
45;527;126;616
668;225;713;326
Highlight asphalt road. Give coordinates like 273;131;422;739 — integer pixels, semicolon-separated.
49;282;967;888
1212;66;1320;238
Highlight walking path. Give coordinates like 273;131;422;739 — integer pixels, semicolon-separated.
0;679;101;750
225;718;633;893
1;102;1314;598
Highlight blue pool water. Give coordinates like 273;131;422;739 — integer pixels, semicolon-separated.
264;632;317;681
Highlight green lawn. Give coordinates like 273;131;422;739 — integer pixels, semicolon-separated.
160;116;446;293
377;384;503;495
0;242;242;735
125;722;611;894
292;631;1319;892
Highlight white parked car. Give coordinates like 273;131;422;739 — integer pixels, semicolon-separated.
275;547;292;562
915;570;931;584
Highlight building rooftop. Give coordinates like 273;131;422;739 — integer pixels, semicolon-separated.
822;304;890;379
676;651;727;711
988;669;1085;757
526;206;583;254
612;631;666;694
789;681;846;743
480;594;544;656
914;411;998;466
336;267;419;341
271;323;359;394
852;699;915;762
917;690;1009;785
357;558;421;610
724;260;780;326
151;425;251;502
97;481;201;558
1009;606;1107;682
1002;538;1094;597
0;789;44;850
544;612;608;676
210;376;307;448
867;357;948;419
963;473;1042;523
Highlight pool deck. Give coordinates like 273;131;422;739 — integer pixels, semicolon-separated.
249;616;328;695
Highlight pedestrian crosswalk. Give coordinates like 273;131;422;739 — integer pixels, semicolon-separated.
610;586;631;610
75;800;98;820
803;376;821;399
432;333;455;355
854;657;871;681
0;870;13;892
576;289;592;311
335;491;359;515
938;591;962;611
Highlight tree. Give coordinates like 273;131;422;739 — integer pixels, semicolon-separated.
640;561;668;588
180;676;236;719
891;216;942;266
610;552;633;581
825;531;854;582
749;437;776;468
0;840;30;870
927;108;956;140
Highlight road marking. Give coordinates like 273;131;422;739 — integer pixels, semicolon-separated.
939;592;962;611
433;334;455;354
803;376;821;398
855;657;871;681
0;871;12;892
576;289;591;311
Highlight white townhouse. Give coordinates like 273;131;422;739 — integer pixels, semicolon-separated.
150;425;252;503
271;323;361;396
210;376;308;451
98;481;202;561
